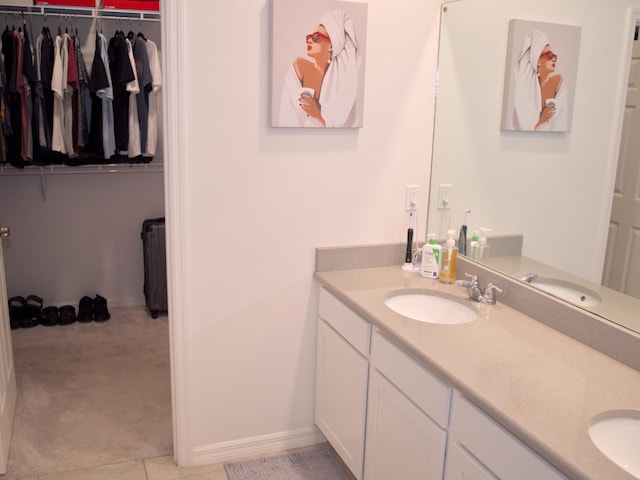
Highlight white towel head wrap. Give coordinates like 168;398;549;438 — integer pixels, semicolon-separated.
318;10;361;127
513;30;550;130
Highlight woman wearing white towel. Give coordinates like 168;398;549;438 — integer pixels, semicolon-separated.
511;30;567;131
279;10;362;128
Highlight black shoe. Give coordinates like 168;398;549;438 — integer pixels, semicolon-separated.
41;306;59;326
77;296;94;323
93;295;110;322
8;296;26;329
22;295;43;328
58;305;77;326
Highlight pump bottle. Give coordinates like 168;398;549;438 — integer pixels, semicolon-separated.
469;231;480;259
478;228;491;260
421;234;442;279
439;229;458;284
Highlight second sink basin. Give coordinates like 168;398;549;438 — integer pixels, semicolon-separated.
528;277;602;307
589;412;640;478
384;291;477;325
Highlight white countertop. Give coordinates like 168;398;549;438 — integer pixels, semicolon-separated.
315;265;640;480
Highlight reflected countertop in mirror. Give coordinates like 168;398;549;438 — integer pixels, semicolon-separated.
479;255;640;334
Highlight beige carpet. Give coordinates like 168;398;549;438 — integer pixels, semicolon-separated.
5;305;172;479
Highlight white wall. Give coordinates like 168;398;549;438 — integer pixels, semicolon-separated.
172;0;441;461
428;0;635;282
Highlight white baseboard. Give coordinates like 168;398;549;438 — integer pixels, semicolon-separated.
192;426;327;466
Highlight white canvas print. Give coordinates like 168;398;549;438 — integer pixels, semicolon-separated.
502;19;581;132
271;0;368;128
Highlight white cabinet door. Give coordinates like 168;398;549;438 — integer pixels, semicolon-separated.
449;394;566;480
444;441;497;480
364;369;447;480
0;230;16;474
315;319;368;479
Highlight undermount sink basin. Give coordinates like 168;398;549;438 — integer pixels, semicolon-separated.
589;412;640;478
529;277;602;307
384;291;477;325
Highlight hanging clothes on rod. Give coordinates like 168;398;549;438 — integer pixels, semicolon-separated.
0;8;162;168
35;21;55;154
108;28;134;155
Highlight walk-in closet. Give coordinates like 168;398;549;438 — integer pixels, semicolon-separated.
1;2;165;308
0;2;170;477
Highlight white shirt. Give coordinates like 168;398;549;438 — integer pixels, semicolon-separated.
144;38;162;156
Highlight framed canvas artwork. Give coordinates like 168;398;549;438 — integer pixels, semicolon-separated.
501;19;581;132
271;0;368;128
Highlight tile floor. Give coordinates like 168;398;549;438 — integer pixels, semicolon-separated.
26;455;229;480
19;445;332;480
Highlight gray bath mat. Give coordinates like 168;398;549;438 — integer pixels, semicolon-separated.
224;446;352;480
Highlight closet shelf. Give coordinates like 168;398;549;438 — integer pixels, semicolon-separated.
0;4;160;21
0;163;163;176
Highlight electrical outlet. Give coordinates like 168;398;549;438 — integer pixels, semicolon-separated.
439;184;452;209
405;185;420;211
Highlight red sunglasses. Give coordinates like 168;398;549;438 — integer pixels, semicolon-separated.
306;31;331;43
539;51;558;61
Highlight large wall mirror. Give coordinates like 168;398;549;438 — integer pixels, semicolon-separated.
427;0;640;334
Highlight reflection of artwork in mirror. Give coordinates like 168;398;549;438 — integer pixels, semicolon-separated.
501;19;581;132
270;0;368;128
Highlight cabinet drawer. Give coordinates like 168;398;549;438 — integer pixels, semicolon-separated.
449;394;566;480
370;330;451;428
319;288;371;356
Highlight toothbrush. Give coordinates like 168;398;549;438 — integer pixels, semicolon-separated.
459;209;471;255
402;211;415;271
405;211;414;264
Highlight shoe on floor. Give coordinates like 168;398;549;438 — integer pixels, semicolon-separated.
22;295;43;328
93;294;110;322
77;296;94;323
8;296;26;330
58;305;77;326
41;306;59;326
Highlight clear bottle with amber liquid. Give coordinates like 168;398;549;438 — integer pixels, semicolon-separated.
439;229;458;284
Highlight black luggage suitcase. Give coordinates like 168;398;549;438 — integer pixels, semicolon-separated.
141;217;168;318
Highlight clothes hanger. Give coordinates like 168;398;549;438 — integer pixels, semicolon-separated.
137;17;146;40
126;17;135;39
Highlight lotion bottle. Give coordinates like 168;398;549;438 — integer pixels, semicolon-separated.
469;231;480;259
421;234;442;279
478;228;492;260
439;229;458;284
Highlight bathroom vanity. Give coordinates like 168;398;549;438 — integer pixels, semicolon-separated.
314;244;640;480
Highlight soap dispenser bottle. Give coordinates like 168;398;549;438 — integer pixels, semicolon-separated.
478;228;492;260
469;231;480;259
421;234;442;279
439;229;458;284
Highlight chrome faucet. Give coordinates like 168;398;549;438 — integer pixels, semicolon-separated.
455;273;504;305
520;273;538;283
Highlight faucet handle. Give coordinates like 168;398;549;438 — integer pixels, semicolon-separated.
482;282;503;302
464;273;479;284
